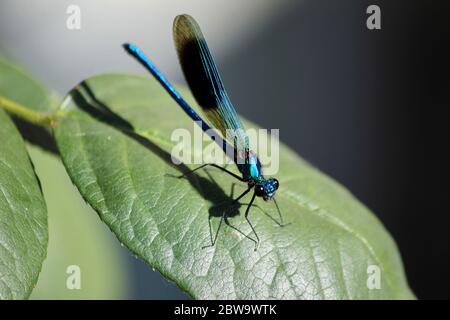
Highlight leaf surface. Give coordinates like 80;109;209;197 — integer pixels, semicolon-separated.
0;58;51;299
0;110;48;299
53;74;414;299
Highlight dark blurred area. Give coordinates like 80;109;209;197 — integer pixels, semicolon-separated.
217;0;450;299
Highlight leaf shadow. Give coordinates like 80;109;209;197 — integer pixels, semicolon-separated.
69;81;243;220
13;117;58;154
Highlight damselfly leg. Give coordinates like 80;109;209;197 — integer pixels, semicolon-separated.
202;186;253;249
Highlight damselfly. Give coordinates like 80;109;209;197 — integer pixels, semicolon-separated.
123;14;284;250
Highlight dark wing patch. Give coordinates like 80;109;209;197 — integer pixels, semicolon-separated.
173;14;247;149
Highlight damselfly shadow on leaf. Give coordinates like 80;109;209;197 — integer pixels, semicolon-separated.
68;81;278;251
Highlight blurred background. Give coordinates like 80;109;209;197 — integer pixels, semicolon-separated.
0;0;449;299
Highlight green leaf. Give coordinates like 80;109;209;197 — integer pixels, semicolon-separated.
53;74;414;299
0;109;48;299
0;57;52;299
1;57;129;299
0;56;55;113
27;145;130;299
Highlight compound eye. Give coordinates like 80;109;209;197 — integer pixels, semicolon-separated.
255;185;265;197
273;178;279;190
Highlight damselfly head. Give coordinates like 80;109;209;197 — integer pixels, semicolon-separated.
255;178;279;201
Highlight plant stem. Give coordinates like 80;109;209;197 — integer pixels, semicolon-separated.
0;95;54;127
